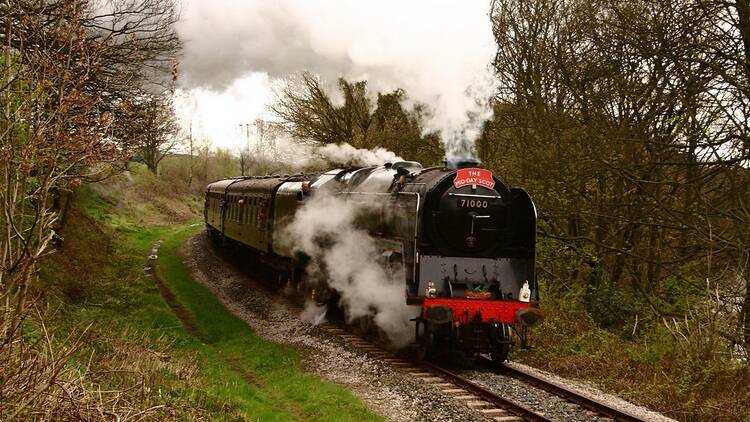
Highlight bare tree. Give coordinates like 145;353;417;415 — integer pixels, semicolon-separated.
0;0;180;417
272;72;443;164
118;94;180;173
238;146;251;176
486;0;750;348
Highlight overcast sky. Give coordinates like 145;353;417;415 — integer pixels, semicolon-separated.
174;0;497;156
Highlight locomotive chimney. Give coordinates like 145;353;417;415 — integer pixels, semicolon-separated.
444;157;481;169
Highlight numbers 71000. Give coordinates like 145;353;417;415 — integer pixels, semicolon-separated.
458;199;489;208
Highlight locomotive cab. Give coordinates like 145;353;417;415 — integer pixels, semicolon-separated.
408;162;537;303
400;159;540;363
203;156;540;365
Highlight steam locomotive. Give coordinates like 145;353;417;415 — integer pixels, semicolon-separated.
204;158;541;364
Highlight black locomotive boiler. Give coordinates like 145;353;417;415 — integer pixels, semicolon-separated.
204;158;542;364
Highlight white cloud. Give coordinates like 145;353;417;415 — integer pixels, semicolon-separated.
173;72;274;152
175;0;497;157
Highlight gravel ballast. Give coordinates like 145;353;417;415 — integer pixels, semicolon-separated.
182;232;676;422
455;364;677;422
183;233;484;422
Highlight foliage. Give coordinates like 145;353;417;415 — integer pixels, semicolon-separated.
482;0;750;354
481;2;750;417
156;224;382;422
516;281;750;421
24;167;381;420
158;148;289;195
0;0;179;417
117;94;181;173
272;72;444;166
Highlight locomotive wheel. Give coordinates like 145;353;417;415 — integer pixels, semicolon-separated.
420;330;435;359
413;342;428;361
491;343;510;366
421;322;452;362
207;228;220;243
355;315;374;336
414;321;434;361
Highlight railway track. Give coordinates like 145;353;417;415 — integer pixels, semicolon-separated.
419;360;551;421
306;315;650;422
318;323;547;422
484;358;647;422
220;253;647;422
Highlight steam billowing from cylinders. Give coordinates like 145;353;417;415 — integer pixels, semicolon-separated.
284;191;419;347
178;1;500;344
300;300;328;326
177;0;499;157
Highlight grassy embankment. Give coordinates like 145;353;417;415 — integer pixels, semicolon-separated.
37;164;380;421
512;281;750;421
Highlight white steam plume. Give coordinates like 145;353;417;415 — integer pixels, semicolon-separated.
177;0;498;157
300;300;328;326
284;192;418;347
316;143;402;167
274;142;403;169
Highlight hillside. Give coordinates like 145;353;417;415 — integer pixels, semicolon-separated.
25;164;379;420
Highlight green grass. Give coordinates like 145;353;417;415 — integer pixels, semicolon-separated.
512;286;750;421
36;167;382;421
154;225;381;421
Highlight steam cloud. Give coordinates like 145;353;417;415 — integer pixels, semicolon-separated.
284;192;418;347
177;0;498;157
315;143;402;167
178;1;498;346
273;141;403;169
300;300;328;326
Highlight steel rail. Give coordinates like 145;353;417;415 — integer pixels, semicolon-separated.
420;361;553;422
479;357;647;422
204;237;646;421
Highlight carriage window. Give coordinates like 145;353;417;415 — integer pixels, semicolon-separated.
255;201;260;227
250;198;255;224
247;206;253;224
244;196;250;224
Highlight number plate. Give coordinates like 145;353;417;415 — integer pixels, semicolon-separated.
457;199;489;208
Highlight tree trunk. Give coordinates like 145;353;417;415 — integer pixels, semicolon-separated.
145;157;158;173
741;280;750;348
142;145;159;173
